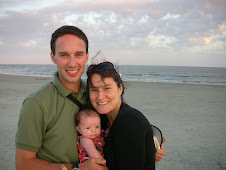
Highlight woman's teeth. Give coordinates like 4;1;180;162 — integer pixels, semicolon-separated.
98;102;108;105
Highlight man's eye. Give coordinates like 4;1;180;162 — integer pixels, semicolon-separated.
60;54;67;57
76;53;84;57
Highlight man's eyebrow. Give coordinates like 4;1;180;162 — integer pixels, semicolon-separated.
58;51;67;54
75;51;85;54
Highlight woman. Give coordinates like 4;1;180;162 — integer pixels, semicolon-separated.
86;61;156;169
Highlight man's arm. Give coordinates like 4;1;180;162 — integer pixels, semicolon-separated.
16;148;73;170
16;148;108;170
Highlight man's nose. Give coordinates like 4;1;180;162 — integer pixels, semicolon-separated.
68;56;77;67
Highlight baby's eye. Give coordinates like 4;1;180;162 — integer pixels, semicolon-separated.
86;127;90;129
96;126;100;128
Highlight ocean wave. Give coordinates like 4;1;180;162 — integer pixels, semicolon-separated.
1;64;226;85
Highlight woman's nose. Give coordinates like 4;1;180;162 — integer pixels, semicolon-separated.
97;91;105;99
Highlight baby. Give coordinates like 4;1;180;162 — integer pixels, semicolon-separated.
75;109;105;163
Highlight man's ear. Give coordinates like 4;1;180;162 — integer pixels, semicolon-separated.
50;52;56;64
85;52;89;63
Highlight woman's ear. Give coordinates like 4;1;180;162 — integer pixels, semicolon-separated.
119;83;123;96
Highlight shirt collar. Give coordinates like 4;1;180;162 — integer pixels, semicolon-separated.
52;72;86;98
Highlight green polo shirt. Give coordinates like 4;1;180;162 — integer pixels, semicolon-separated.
16;72;87;163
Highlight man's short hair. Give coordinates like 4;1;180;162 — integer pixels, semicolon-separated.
50;25;89;55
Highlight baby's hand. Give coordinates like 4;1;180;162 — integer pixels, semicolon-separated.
61;164;68;170
105;128;110;137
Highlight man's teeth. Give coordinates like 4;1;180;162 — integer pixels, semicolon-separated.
98;102;108;105
68;70;78;73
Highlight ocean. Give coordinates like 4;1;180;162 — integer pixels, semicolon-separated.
0;64;226;85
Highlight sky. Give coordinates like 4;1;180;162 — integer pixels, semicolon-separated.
0;0;226;67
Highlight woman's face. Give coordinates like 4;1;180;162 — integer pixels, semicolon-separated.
89;73;123;115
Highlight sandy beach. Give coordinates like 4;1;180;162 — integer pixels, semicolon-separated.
0;73;226;170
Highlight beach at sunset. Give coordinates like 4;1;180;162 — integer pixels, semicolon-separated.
1;73;226;169
1;0;226;169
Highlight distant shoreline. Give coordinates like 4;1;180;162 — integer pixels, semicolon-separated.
1;63;226;69
1;72;225;86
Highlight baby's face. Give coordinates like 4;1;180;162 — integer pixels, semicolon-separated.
77;116;101;139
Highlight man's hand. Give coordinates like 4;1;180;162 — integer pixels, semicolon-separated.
155;137;166;162
79;158;108;170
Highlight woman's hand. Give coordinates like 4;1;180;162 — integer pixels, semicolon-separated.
155;137;166;162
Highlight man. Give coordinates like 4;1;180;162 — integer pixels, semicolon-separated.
16;25;165;170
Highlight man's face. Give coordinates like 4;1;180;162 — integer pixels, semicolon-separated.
51;34;88;90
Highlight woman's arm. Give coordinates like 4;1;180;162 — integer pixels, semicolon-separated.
112;116;155;170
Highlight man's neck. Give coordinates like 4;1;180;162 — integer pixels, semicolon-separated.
69;80;81;93
59;79;81;93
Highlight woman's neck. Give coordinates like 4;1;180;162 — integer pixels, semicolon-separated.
106;101;122;128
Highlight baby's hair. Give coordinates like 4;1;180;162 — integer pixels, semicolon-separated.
75;109;100;126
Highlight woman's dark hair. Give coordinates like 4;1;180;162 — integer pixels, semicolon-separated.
86;62;125;101
50;25;89;55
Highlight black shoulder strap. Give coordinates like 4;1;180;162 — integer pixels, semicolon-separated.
67;94;83;108
51;82;84;108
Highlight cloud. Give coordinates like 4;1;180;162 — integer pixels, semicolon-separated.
219;24;226;33
19;40;37;48
147;34;177;48
203;37;213;46
0;0;225;66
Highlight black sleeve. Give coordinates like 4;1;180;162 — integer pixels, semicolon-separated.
112;114;155;170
